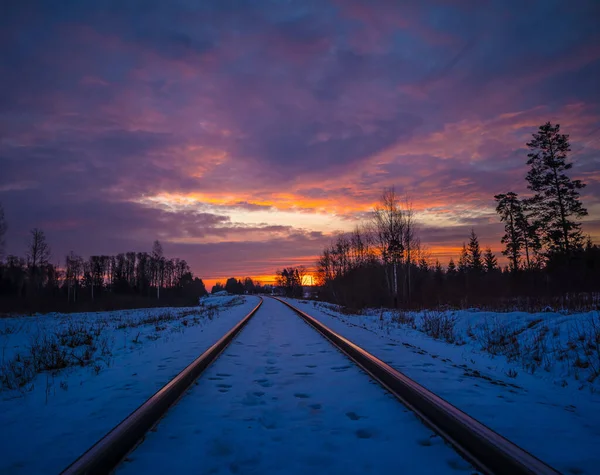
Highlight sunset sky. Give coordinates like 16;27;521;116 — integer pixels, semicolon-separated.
1;0;599;288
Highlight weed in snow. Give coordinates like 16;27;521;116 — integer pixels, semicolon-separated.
421;311;458;344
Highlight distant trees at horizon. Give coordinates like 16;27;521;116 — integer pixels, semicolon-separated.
210;277;265;295
0;227;208;312
275;267;305;298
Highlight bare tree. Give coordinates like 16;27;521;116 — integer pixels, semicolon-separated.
65;252;83;302
88;256;107;301
372;187;405;307
26;228;51;291
403;196;417;303
152;240;164;299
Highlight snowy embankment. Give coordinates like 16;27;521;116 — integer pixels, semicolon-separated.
284;298;600;475
0;295;259;475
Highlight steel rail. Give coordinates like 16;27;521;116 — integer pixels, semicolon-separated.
61;298;263;475
274;297;560;475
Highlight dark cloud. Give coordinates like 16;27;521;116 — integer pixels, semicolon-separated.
0;0;599;277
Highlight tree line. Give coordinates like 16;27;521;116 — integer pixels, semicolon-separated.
211;277;268;295
311;122;599;311
0;219;207;313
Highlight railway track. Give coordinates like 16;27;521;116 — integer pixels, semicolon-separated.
61;297;559;475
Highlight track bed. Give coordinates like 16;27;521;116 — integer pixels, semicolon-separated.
116;297;474;475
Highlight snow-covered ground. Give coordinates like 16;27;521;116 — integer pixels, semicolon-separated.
118;297;474;475
284;298;600;475
0;295;259;475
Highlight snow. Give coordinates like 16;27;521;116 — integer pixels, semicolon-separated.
211;291;229;297
0;295;259;475
117;297;474;475
283;299;600;475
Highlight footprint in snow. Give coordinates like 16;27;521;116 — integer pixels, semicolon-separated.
345;411;362;421
355;429;372;439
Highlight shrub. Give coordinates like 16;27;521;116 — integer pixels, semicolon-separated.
421;311;457;343
476;318;520;361
392;310;416;327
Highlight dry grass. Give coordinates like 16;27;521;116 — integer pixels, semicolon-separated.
421;311;458;343
1;296;245;393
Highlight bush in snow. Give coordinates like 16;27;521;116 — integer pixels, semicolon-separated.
391;310;416;328
475;317;521;361
421;311;457;343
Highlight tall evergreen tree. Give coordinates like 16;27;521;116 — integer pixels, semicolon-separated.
458;244;469;273
526;122;587;255
447;258;457;276
515;201;541;270
483;247;498;272
495;192;523;272
467;229;483;272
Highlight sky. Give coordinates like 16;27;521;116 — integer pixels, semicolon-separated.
1;0;599;287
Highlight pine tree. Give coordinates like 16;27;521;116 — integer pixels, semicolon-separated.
468;229;483;272
458;243;469;273
483;247;498;272
526;122;587;255
495;192;523;272
447;258;457;275
434;260;444;286
515;200;541;270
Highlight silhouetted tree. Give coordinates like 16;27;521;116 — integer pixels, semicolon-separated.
225;277;244;294
276;268;303;297
403;198;417;303
526;122;587;255
483;247;498;273
458;244;469;273
65;252;83;302
26;228;51;291
152;240;164;299
212;282;225;293
495;192;523;272
372;187;405;306
513;203;538;270
467;229;483;273
243;277;256;294
447;258;457;276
